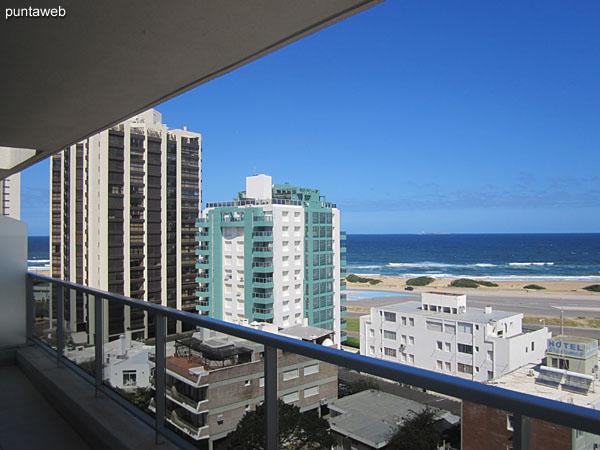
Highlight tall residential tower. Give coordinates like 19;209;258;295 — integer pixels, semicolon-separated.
51;109;201;340
0;173;20;219
195;175;347;346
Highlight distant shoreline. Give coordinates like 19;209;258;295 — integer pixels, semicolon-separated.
347;275;600;296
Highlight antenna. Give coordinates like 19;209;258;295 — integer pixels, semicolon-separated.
560;306;564;336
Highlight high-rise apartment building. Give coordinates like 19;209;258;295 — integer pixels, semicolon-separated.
195;174;347;346
51;109;201;341
0;173;20;219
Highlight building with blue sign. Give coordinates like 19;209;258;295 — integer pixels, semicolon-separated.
546;335;599;375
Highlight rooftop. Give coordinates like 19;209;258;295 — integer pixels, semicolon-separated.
328;389;459;449
379;300;518;324
491;362;600;410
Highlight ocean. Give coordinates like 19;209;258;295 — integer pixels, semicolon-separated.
28;234;600;281
28;236;49;269
346;234;600;281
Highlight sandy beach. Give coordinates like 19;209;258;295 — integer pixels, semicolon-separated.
347;275;600;296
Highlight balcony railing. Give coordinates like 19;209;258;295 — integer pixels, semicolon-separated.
25;273;600;450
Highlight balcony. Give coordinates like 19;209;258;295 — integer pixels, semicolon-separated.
340;231;346;240
252;276;274;289
252;230;274;242
252;306;274;320
252;292;274;304
2;264;599;450
252;215;274;227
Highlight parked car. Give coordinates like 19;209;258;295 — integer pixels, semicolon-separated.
405;286;414;291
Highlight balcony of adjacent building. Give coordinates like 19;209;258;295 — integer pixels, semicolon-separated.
252;214;274;227
252;243;273;258
195;231;209;242
252;275;274;289
195;270;210;284
252;260;273;273
251;230;273;242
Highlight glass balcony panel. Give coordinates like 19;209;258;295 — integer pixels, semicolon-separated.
101;303;155;420
33;278;54;349
62;289;97;377
153;325;253;447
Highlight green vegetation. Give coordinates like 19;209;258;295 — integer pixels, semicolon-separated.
217;399;334;450
449;278;479;288
476;280;499;287
346;274;382;285
347;379;379;395
387;408;442;450
344;337;360;348
345;317;360;333
406;276;434;286
583;284;600;293
449;278;498;288
522;315;600;328
524;284;546;290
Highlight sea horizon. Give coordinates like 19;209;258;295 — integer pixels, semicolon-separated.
28;233;600;282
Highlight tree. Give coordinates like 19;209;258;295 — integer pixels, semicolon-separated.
386;408;442;450
217;400;334;450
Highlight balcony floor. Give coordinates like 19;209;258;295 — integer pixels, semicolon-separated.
0;364;92;450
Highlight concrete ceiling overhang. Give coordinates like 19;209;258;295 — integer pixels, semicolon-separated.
0;0;383;179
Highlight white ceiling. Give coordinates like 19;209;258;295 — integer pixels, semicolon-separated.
0;0;383;179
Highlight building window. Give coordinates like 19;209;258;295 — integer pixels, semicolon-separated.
458;343;473;354
304;364;319;376
445;342;451;352
369;345;375;355
384;312;396;322
400;352;406;362
506;414;514;431
445;362;452;372
283;391;299;404
384;330;396;340
531;342;535;351
426;320;443;332
123;370;137;387
437;341;443;351
409;318;414;326
369;328;374;337
304;386;319;398
409;336;414;346
401;316;407;326
283;368;299;381
384;347;397;357
458;322;473;334
217;414;224;425
436;360;443;370
244;379;251;386
488;370;494;379
259;377;264;387
458;363;473;374
409;354;415;363
487;350;493;361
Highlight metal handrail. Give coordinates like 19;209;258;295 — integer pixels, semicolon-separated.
27;273;600;447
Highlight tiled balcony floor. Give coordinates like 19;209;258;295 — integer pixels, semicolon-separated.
0;365;92;450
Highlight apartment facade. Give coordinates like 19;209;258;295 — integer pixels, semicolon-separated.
151;328;338;449
195;174;347;345
0;173;20;219
51;109;201;341
360;292;551;382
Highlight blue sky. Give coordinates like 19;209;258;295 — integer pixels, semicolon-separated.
22;1;600;235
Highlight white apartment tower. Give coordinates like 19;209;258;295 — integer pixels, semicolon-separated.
360;292;551;382
196;175;348;346
51;109;201;341
0;173;20;219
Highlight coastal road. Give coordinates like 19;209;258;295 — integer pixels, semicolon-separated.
346;290;600;318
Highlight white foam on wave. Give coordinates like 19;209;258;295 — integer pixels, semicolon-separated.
348;265;383;269
388;262;498;269
508;262;554;267
28;259;50;264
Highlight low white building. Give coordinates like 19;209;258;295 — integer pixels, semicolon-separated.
359;291;551;382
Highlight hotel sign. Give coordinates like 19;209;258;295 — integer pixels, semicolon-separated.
547;339;598;359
